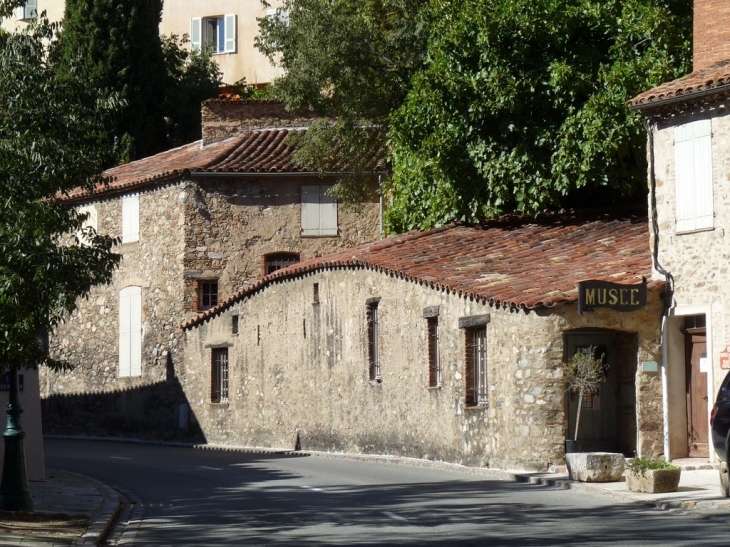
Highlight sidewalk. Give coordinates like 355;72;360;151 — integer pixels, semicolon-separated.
0;453;727;547
0;469;119;547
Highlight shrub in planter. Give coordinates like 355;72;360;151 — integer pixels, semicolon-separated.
626;457;681;493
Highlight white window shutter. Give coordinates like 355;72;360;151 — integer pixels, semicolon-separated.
130;287;142;376
224;14;236;53
26;0;37;18
675;120;713;232
319;186;338;235
119;289;132;377
76;205;98;245
122;194;139;243
119;286;142;377
301;186;320;235
16;4;24;19
190;17;202;51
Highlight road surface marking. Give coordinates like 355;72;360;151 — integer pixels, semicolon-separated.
109;456;132;460
383;512;407;522
300;485;325;492
199;466;223;471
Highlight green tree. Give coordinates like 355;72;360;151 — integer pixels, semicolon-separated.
256;0;428;202
161;34;222;149
258;0;691;232
0;8;121;370
56;0;220;166
386;0;691;231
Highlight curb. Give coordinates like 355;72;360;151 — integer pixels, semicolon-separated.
62;471;121;547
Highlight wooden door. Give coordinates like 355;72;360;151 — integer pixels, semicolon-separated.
565;333;618;452
685;330;708;458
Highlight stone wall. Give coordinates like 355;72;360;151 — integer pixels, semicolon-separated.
652;102;730;395
45;175;381;440
182;267;664;470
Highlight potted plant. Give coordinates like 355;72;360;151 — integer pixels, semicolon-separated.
561;346;607;453
626;456;681;493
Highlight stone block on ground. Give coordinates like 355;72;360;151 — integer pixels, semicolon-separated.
565;452;625;482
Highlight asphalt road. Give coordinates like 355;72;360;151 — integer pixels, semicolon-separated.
46;439;729;546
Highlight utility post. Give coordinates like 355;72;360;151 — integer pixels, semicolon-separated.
0;368;33;511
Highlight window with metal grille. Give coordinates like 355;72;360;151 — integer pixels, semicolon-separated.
198;281;218;310
367;300;380;380
427;316;440;387
265;252;300;275
465;326;488;406
211;348;229;403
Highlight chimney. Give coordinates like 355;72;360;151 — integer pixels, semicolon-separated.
201;99;318;145
694;0;730;70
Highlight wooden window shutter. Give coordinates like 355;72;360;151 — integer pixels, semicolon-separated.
319;186;338;235
675;119;713;232
224;14;237;53
119;290;131;377
129;287;142;376
301;186;320;235
122;194;139;243
119;286;142;377
190;18;202;51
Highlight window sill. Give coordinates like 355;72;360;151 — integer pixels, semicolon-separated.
369;378;383;385
676;226;714;236
210;402;229;407
427;385;441;391
300;234;340;239
464;404;488;410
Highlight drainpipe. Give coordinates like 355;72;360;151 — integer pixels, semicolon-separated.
378;174;383;238
644;116;675;460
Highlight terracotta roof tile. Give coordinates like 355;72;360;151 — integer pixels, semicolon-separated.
629;60;730;110
63;128;386;202
182;217;662;330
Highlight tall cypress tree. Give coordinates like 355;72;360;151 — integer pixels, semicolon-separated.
56;0;218;166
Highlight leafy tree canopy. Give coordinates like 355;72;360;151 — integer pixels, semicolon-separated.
0;7;121;370
258;0;691;232
256;0;428;203
56;0;220;166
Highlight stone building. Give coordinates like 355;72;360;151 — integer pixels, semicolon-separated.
181;217;665;470
43;99;383;440
629;0;730;461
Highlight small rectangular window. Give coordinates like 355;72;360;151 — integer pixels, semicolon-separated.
192;14;236;54
265;252;300;275
199;281;218;311
427;317;440;387
17;0;37;20
211;348;229;403
231;314;239;335
465;326;488;406
367;300;380;380
313;283;320;304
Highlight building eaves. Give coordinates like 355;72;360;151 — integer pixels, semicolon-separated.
628;60;730;113
180;217;664;331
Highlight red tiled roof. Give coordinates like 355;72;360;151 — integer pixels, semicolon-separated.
629;60;730;110
63;128;386;202
181;217;663;330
